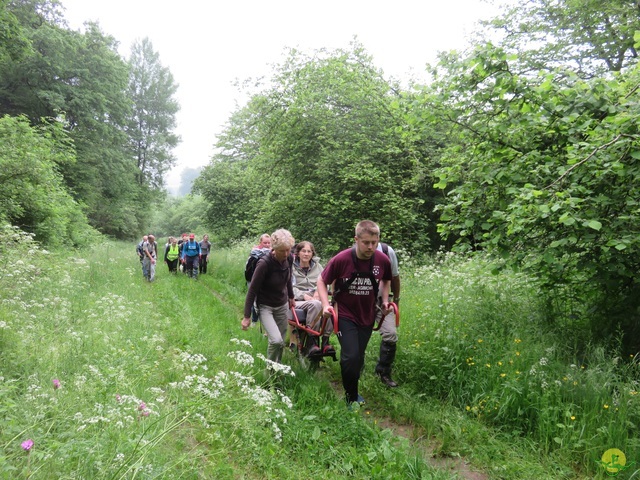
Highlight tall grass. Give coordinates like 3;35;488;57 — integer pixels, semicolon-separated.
0;227;455;479
396;250;640;477
2;227;637;478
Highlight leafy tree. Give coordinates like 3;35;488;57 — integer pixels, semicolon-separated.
126;37;180;189
0;1;145;238
420;44;640;348
483;0;640;76
0;0;32;62
0;115;96;246
197;43;441;255
149;194;206;239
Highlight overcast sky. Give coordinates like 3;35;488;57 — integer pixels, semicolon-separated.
61;0;503;194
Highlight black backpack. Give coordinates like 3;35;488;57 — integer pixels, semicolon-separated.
244;248;269;283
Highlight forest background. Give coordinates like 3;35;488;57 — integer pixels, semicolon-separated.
1;0;640;477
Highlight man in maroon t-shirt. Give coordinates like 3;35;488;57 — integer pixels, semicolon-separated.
317;220;392;406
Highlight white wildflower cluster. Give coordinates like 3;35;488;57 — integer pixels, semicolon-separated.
257;354;295;377
193;412;210;428
169;374;223;399
23;377;58;410
168;343;293;443
230;337;252;348
148;386;166;403
175;349;209;372
272;423;283;442
88;293;134;322
74;393;157;432
227;350;255;366
86;365;107;385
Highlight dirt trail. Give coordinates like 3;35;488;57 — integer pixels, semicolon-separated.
327;380;488;480
375;416;488;480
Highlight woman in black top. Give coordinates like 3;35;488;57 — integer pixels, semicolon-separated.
242;229;296;364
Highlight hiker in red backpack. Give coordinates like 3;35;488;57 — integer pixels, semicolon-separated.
242;229;296;365
317;220;392;407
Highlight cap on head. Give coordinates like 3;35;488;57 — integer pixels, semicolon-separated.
189;234;195;239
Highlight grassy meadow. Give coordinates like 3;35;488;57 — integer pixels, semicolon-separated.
0;225;638;479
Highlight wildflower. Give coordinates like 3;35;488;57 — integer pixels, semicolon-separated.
500;373;506;378
138;402;146;411
477;339;483;343
570;416;576;421
115;394;122;403
52;379;61;390
516;351;520;356
604;404;609;409
21;439;34;452
485;363;491;368
498;361;503;366
514;338;522;344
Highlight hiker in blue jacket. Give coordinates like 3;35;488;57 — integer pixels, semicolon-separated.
181;233;201;279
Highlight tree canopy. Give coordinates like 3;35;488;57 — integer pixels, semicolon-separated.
195;43;442;253
2;0;639;348
0;0;180;240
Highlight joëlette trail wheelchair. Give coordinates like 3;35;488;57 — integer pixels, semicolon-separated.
288;301;399;369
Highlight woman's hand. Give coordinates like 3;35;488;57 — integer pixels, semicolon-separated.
241;317;251;330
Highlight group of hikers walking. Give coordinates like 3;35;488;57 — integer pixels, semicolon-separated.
135;220;401;407
136;233;212;281
242;220;401;407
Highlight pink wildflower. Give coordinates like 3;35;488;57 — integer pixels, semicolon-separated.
138;402;146;411
52;379;60;390
115;394;122;402
141;410;150;417
21;439;34;452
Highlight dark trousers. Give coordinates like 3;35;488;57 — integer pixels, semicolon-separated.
185;255;199;277
199;255;208;274
337;317;373;403
166;259;179;273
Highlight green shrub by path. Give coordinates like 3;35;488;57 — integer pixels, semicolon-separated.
394;251;640;478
